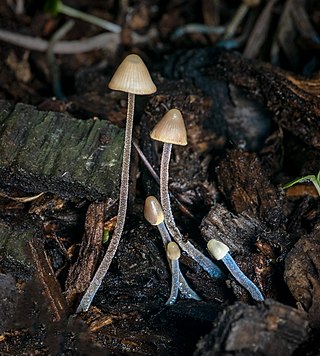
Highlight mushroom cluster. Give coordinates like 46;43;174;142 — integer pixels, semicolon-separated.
77;54;264;312
150;109;223;279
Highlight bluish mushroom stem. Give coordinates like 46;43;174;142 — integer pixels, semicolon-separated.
166;259;180;305
157;221;201;302
222;253;264;302
160;143;224;279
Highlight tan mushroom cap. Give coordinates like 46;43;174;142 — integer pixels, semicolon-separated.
207;239;229;260
144;196;164;226
166;241;181;261
108;54;157;95
150;109;187;145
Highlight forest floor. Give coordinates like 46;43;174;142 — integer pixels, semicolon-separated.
0;0;320;355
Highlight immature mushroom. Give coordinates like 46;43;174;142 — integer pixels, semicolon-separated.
77;54;156;313
150;110;223;278
144;196;200;302
207;239;264;302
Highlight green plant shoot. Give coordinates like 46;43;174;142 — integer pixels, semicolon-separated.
283;170;320;196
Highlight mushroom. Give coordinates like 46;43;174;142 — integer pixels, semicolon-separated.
207;239;264;302
77;54;156;313
150;109;223;279
144;196;200;303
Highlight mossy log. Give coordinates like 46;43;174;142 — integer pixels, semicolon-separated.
0;100;124;200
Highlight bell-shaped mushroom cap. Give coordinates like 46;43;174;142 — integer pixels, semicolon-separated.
108;54;157;95
150;109;187;146
144;196;164;226
166;241;181;261
207;239;229;260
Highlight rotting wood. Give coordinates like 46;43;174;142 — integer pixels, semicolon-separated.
194;300;309;355
285;222;320;329
0;100;124;200
216;149;283;228
64;199;116;307
165;49;320;149
28;238;68;322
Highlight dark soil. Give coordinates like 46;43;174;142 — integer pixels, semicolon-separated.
0;0;320;355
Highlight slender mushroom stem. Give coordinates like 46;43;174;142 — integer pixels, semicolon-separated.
222;253;264;302
157;221;201;301
166;258;180;305
165;241;201;303
76;93;135;313
160;143;224;279
157;221;171;245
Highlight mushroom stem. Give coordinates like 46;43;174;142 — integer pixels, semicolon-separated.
166;258;180;305
77;93;135;313
160;143;224;279
222;253;264;302
157;221;171;245
157;221;201;302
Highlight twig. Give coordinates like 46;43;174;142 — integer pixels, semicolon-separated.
222;3;249;40
0;28;157;54
46;20;74;99
58;3;121;34
171;23;225;40
243;0;277;58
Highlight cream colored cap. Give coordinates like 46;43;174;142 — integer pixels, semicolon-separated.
207;239;229;260
144;196;164;226
108;54;157;95
166;241;181;261
150;109;187;145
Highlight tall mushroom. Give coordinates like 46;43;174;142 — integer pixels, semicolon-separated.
150;109;223;278
77;54;156;313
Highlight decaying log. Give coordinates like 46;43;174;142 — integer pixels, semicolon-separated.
0;100;123;200
194;300;309;356
215;149;285;229
285;223;320;329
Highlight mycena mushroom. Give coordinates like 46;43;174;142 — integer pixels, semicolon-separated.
144;196;200;303
150;109;223;279
77;54;156;313
207;239;264;302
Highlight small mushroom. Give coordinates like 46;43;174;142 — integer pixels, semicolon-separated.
150;110;223;279
144;196;200;303
207;239;264;302
77;54;156;313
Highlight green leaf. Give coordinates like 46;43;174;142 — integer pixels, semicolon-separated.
282;175;316;189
